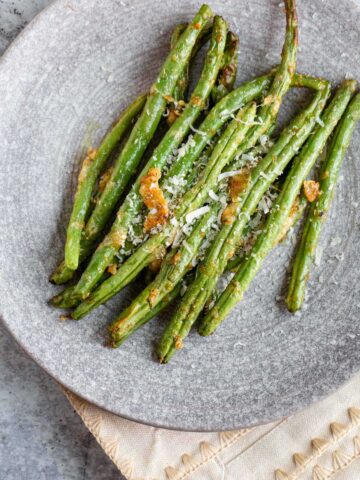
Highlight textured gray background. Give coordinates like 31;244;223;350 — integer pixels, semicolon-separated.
1;0;360;445
0;1;123;478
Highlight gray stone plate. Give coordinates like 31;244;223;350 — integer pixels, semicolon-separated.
1;0;360;432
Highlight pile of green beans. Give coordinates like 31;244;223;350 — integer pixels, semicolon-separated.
51;1;360;363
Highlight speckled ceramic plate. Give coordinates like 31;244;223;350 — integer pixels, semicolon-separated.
1;0;360;431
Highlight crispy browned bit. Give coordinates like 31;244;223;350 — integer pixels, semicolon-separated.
303;180;320;202
148;288;159;307
167;109;179;125
167;100;186;125
174;335;183;350
143;209;169;232
263;94;274;106
290;197;300;216
221;170;252;225
227;249;235;259
220;65;236;87
148;257;163;272
171;251;182;265
277;197;300;243
229;169;251;202
153;244;167;260
108;309;134;333
191;96;204;108
98;166;113;193
221;203;237;225
140;167;169;232
78;147;97;184
164;94;175;103
103;230;127;249
149;244;167;275
107;263;118;275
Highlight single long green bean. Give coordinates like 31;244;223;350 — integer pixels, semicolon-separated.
167;22;213;125
200;79;357;336
170;23;188;102
158;286;209;363
286;91;360;312
211;31;239;104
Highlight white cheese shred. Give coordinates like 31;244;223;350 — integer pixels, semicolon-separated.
208;189;219;201
185;206;210;224
218;169;243;182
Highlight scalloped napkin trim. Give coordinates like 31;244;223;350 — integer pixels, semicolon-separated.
63;372;360;480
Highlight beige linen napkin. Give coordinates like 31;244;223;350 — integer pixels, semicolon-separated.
63;372;360;479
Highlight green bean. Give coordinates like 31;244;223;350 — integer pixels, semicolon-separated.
200;80;356;336
82;6;213;243
70;103;257;314
63;15;227;302
107;203;219;343
157;0;300;361
286;91;360;311
211;31;239;104
63;94;147;270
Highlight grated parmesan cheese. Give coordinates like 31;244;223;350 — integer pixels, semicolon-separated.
259;135;269;146
189;125;207;137
208;189;219;201
218;169;243;181
259;171;272;181
185;206;210;224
